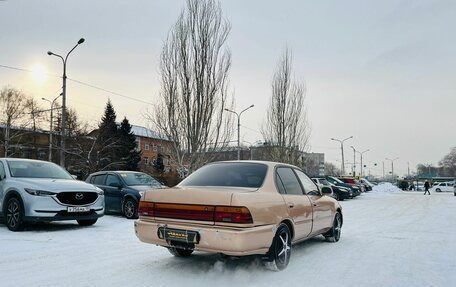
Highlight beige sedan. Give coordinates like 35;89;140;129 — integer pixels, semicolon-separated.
134;161;343;270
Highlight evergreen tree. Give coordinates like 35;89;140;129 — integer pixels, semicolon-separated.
97;100;120;169
118;117;141;170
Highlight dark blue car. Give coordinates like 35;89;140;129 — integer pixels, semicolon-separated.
86;171;163;219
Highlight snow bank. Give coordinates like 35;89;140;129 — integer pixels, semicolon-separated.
372;182;402;193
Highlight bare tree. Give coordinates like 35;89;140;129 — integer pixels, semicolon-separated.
439;147;456;177
150;0;233;177
0;86;28;157
325;162;341;176
24;97;45;132
261;47;311;165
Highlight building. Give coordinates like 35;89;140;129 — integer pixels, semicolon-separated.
131;125;180;186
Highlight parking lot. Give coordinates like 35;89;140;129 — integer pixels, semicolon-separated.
1;188;455;287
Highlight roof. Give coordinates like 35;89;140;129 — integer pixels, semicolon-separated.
130;125;169;141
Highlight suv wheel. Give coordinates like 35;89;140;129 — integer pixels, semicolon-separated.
6;197;25;232
123;199;138;219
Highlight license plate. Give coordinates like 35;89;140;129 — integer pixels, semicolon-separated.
158;228;199;244
67;206;90;213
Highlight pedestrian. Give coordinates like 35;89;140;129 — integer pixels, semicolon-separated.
424;180;431;195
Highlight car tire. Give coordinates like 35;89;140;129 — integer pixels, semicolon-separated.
5;197;25;232
333;192;340;201
436;188;441;192
168;247;194;257
77;219;98;226
123;198;138;219
263;223;292;271
324;212;342;242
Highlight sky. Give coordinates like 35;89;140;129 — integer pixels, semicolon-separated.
1;0;455;177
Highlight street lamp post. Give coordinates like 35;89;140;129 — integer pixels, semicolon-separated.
386;157;399;182
224;105;254;160
357;149;370;177
350;146;356;176
47;38;85;167
331;136;353;175
42;94;62;162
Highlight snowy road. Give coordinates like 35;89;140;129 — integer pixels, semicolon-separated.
1;188;455;287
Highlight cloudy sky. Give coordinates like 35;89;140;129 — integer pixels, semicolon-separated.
1;0;455;177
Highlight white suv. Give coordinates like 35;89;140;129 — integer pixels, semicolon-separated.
0;158;104;231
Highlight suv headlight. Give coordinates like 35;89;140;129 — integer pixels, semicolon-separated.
24;188;56;196
95;187;104;195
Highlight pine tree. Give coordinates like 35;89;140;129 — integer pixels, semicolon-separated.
97;100;120;169
118;117;141;170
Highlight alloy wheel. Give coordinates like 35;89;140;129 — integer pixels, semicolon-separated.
7;200;20;229
124;200;136;219
276;229;291;265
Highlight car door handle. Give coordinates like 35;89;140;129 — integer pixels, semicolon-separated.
288;203;295;208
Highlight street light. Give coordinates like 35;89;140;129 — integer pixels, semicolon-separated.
42;94;62;162
350;146;356;176
224;104;254;160
356;149;370;177
47;37;85;167
385;157;399;182
330;136;353;175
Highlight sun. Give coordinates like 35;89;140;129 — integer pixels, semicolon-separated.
31;64;47;83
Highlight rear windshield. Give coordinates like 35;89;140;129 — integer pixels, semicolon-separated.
179;162;268;188
120;172;162;187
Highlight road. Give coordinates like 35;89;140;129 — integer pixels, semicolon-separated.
0;189;455;287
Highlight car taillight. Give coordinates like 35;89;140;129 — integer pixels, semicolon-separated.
215;206;253;224
139;201;154;216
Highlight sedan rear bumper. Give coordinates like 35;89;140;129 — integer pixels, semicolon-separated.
134;219;275;256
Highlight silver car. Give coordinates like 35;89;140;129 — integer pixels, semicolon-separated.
0;158;104;231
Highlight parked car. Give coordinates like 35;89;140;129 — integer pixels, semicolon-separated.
325;176;361;197
312;177;352;200
430;181;454;193
454;183;456;196
339;177;366;192
86;171;163;219
311;178;336;199
135;161;343;271
358;178;374;191
0;158;104;231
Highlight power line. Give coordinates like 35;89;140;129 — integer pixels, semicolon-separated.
67;78;154;105
0;64;154;106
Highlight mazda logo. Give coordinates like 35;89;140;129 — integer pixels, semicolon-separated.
75;193;84;200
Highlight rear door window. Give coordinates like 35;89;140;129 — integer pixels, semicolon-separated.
276;167;304;195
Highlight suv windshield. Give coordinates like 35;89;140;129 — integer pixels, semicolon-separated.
120;172;162;187
179;162;268;188
7;160;73;179
327;176;344;184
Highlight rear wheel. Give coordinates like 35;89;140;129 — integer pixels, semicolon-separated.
123;199;138;219
436;188;441;192
168;247;194;257
263;223;291;271
77;219;97;226
333;192;340;201
6;197;25;232
324;212;342;242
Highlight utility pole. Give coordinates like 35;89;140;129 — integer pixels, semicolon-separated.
386;157;399;183
47;38;85;167
224;105;254;160
357;149;370;177
382;161;385;179
331;136;353;175
350;146;356;176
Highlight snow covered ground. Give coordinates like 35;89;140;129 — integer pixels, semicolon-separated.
1;187;455;287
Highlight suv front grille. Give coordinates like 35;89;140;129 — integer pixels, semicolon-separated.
56;192;98;205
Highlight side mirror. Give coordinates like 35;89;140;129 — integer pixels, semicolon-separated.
321;186;332;195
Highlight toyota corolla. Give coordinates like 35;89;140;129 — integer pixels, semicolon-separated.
135;161;342;270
